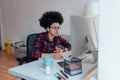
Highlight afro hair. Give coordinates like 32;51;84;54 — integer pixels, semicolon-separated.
39;11;64;29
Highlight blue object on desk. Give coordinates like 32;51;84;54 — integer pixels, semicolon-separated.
43;56;53;68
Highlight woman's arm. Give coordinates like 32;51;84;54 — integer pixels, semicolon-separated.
41;53;63;60
59;36;71;51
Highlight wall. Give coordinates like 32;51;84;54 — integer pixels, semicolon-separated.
0;0;98;44
0;3;1;48
0;1;3;49
99;0;120;80
0;8;1;48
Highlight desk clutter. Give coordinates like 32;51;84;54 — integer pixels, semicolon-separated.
53;70;69;80
58;57;82;76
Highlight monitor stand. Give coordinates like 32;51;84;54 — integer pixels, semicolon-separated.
78;34;98;64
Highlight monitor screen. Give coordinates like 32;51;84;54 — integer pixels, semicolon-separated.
70;16;94;57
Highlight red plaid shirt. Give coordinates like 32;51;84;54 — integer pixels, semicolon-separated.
32;31;71;59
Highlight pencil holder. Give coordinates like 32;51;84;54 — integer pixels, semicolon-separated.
64;57;82;76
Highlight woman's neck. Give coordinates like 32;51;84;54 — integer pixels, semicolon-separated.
48;33;54;41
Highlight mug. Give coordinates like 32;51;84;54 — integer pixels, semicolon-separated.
43;56;53;68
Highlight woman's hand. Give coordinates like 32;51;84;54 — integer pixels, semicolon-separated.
52;46;66;60
53;53;63;60
41;53;63;60
54;46;64;53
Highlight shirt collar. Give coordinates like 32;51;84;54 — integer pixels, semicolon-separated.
44;31;59;42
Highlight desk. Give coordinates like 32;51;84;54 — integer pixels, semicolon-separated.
8;52;97;80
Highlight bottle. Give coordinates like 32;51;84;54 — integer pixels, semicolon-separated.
45;66;51;75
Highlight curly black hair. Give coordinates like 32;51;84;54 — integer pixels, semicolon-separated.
39;11;64;29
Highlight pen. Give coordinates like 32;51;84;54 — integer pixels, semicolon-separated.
69;55;71;57
53;73;62;80
57;72;66;80
56;46;60;54
60;70;69;79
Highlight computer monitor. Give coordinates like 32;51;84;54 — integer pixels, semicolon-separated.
70;16;97;60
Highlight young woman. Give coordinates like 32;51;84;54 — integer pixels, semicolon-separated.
32;11;71;60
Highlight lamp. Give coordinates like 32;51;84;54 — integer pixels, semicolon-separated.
83;1;99;45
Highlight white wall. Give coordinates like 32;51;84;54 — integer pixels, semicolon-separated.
0;0;98;42
0;1;1;48
99;0;120;80
0;8;1;47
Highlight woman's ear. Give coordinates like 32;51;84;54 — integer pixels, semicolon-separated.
47;28;49;31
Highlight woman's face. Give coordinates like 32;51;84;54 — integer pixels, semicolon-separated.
48;22;60;37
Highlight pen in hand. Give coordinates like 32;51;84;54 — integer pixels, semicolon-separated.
55;45;65;53
53;46;63;60
54;46;61;53
60;70;69;79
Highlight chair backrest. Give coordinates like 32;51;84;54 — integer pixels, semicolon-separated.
26;33;40;62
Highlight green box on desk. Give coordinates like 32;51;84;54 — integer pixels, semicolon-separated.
64;57;82;76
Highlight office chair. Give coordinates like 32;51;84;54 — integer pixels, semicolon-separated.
26;33;40;63
18;33;40;65
17;33;40;80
